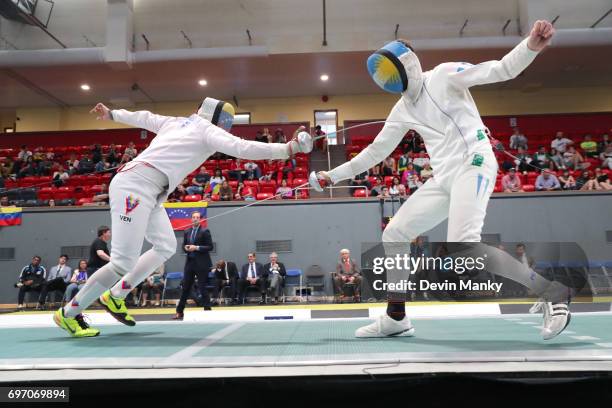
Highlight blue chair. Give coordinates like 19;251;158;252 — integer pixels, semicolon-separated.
284;269;303;302
161;272;184;305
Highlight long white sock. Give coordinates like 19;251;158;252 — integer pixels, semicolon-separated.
63;263;123;317
110;249;166;299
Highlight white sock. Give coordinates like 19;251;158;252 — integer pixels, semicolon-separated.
63;263;123;318
110;249;166;299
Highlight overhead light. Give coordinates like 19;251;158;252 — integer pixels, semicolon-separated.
198;79;208;86
320;74;329;81
80;84;91;91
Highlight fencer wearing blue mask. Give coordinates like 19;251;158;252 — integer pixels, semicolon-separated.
315;20;568;341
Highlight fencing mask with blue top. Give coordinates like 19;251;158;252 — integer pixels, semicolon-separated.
197;97;235;131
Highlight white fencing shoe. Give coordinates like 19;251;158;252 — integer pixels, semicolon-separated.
531;300;571;340
355;314;415;338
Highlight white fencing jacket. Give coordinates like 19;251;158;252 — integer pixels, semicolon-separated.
110;111;290;192
329;38;539;188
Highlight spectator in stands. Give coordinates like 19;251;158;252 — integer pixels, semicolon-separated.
575;170;589;190
212;259;238;305
48;199;56;207
406;173;423;194
17;145;32;161
52;165;70;187
397;152;410;173
314;125;328;153
400;163;417;185
514;147;532;172
255;130;267;143
227;159;244;182
186;167;211;196
210;168;225;188
94;158;109;173
1;196;11;207
32;147;44;162
17;157;36;178
419;163;434;182
168;178;189;202
558;170;577;190
107;144;119;166
264;252;286;305
368;176;382;197
243;160;261;180
91;144;103;163
280;159;294;180
334;249;361;301
515;243;535;268
600;144;612;170
381;156;395;176
274;128;286;143
77;154;95;174
549;148;565;170
64;260;89;303
37;254;72;310
563;146;589;170
262;128;273;143
412;134;426;154
238;253;267;304
551;131;573;153
351;171;371;192
531;146;552;170
15;255;46;309
369;164;381;177
389;177;403;196
509;127;528;150
124;142;138;159
595;168;612;190
580;134;598;158
0;159;13;178
92;183;109;204
88;226;111;276
276;178;293;199
0;176;4;190
140;264;164;307
501;168;523;192
598;134;610;154
218;180;233;201
535;170;561;191
379;185;390;198
237;182;256;201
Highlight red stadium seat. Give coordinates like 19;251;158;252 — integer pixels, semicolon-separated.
256;193;273;200
353;188;368;197
77;197;93;206
183;194;202;202
38;187;56;201
523;184;535;192
210;194;220;201
383;176;394;187
229;180;238;189
54;186;75;200
74;186;91;200
291;178;307;187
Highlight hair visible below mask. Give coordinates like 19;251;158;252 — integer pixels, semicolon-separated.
197;97;235;131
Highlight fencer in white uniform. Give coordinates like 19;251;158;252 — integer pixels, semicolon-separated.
315;20;571;340
57;98;312;334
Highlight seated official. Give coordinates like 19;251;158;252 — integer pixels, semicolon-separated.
15;255;47;309
238;253;266;304
140;265;165;307
64;260;89;303
264;252;287;304
212;259;238;304
37;254;72;310
334;249;361;300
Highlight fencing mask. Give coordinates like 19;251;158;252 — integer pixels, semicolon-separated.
366;40;423;101
197;97;235;131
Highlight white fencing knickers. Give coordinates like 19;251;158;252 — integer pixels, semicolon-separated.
64;162;177;317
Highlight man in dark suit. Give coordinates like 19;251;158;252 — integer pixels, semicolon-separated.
211;259;238;305
173;211;213;320
263;252;287;305
238;252;266;304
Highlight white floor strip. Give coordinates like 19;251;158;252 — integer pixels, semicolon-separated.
570;335;601;341
162;323;244;363
595;343;612;348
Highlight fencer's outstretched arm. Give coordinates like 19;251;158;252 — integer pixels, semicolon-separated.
204;124;309;160
110;109;174;134
448;20;554;89
326;102;410;184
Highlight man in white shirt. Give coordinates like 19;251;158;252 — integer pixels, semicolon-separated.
550;131;574;153
315;20;569;341
54;99;312;337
